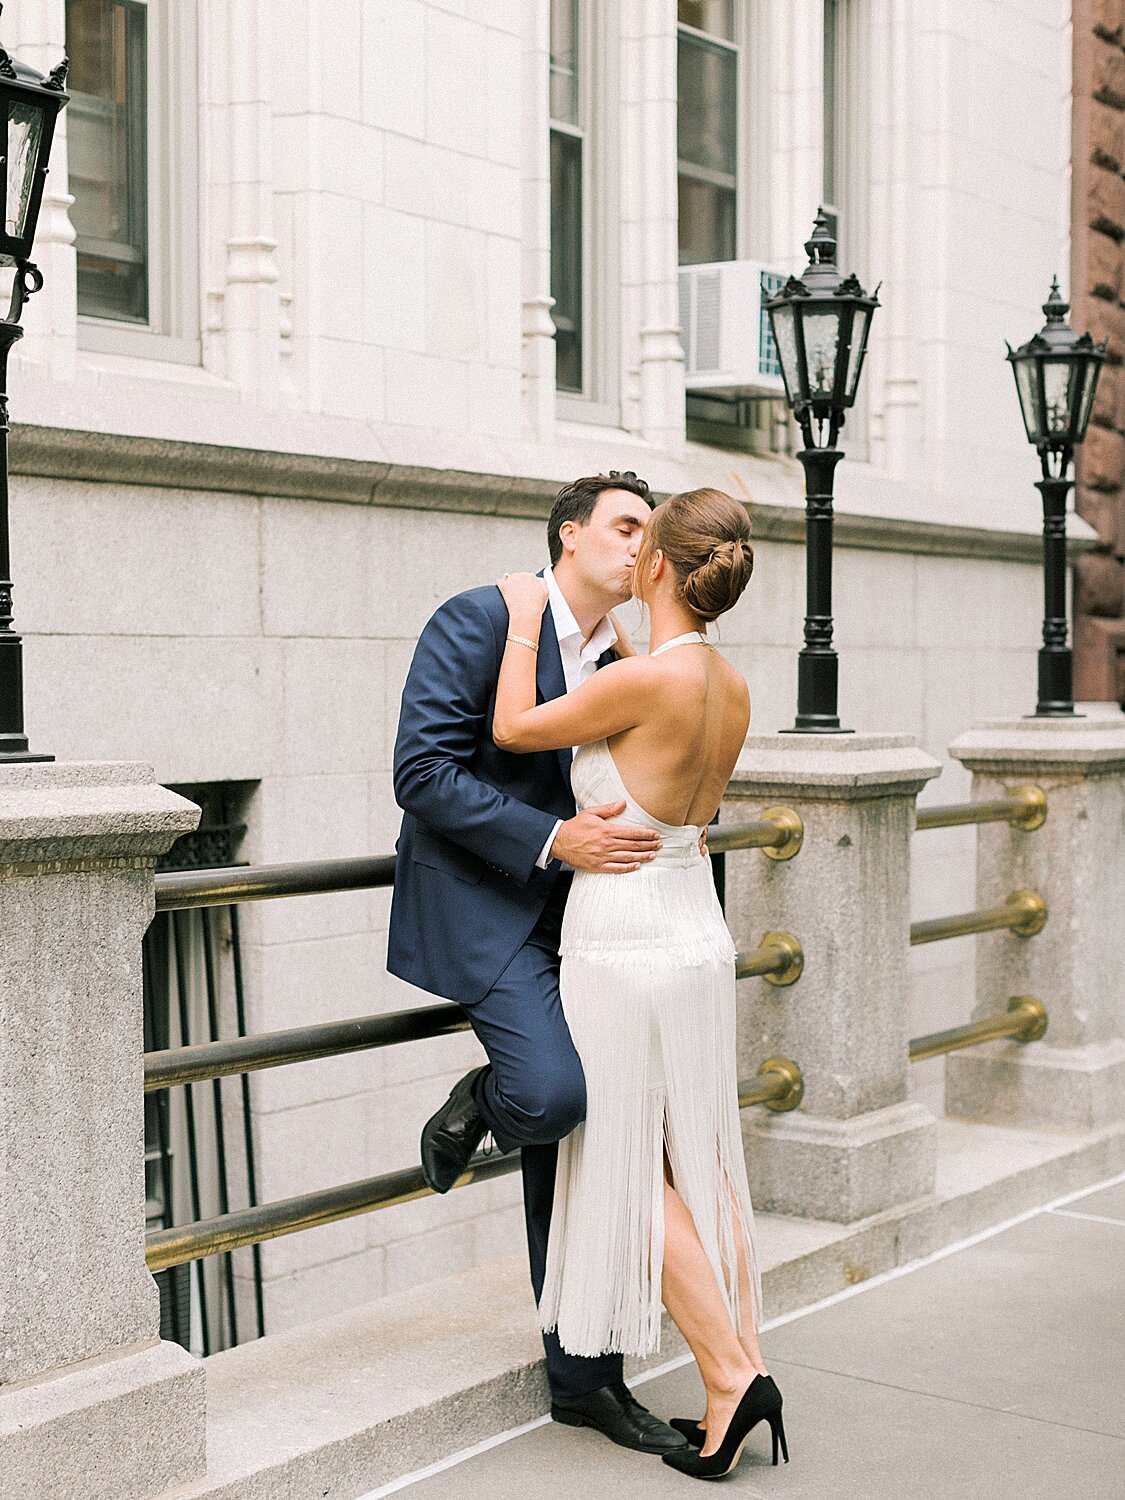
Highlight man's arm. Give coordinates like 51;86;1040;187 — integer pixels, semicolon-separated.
393;593;558;886
395;592;662;880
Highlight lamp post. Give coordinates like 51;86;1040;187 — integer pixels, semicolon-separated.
764;210;879;733
0;15;68;761
1006;280;1106;717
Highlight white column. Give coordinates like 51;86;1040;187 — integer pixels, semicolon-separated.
620;0;684;453
520;0;556;440
765;0;823;266
866;0;922;476
5;0;77;383
723;735;941;1222
946;715;1125;1131
0;764;206;1500
200;0;281;398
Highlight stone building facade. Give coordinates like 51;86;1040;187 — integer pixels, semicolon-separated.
1074;0;1125;701
3;1;1094;1345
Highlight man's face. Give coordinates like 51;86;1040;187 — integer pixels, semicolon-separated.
563;489;652;605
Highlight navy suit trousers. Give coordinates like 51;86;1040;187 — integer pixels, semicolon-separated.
464;880;622;1399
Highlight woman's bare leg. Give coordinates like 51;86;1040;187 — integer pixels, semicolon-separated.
661;1177;765;1457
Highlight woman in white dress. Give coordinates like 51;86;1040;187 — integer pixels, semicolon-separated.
493;487;787;1481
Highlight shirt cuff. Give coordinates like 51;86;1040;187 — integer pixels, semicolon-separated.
535;818;564;870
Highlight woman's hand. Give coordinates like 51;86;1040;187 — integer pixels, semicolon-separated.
608;610;636;659
497;572;549;631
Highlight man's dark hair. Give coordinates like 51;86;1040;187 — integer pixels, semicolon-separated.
547;471;654;566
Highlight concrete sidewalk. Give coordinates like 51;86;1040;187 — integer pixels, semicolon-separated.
372;1176;1125;1500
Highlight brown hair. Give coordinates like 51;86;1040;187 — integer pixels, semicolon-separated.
547;471;654;565
636;487;754;623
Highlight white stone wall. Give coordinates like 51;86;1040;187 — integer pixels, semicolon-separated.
4;0;1081;1331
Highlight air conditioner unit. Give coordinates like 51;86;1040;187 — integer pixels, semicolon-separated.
678;259;789;398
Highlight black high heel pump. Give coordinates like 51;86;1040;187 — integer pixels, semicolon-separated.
662;1374;788;1478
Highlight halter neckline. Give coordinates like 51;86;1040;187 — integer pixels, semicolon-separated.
650;630;711;657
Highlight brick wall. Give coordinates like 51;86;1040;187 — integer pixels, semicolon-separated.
1074;0;1125;702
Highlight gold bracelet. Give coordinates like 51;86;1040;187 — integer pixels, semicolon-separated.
506;633;539;653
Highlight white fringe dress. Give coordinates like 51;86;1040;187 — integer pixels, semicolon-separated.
537;694;761;1359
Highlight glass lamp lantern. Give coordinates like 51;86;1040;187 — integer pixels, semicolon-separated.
0;16;68;763
1006;279;1106;465
764;209;880;450
1006;279;1107;718
0;35;68;271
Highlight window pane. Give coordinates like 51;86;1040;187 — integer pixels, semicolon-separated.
678;175;736;265
678;0;734;40
677;34;736;177
5;100;46;240
550;129;583;392
549;0;579;126
66;0;148;322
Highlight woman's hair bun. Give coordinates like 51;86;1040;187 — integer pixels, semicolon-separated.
681;536;755;622
642;488;754;623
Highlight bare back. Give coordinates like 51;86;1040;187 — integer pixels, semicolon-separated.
607;639;750;828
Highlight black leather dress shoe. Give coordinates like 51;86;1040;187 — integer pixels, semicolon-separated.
420;1066;490;1193
552;1381;688;1454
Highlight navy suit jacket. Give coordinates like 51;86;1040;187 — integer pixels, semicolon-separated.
388;582;614;1005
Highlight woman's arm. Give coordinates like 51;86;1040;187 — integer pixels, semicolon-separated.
494;574;654;753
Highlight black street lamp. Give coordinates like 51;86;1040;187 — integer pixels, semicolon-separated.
1006;280;1106;717
0;16;68;761
764;210;879;733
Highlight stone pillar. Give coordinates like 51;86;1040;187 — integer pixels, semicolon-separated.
723;734;941;1222
0;764;206;1499
945;714;1125;1131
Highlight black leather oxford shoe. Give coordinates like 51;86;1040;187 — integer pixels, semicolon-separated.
552;1381;688;1455
420;1066;490;1193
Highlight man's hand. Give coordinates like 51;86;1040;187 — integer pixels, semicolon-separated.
552;800;662;873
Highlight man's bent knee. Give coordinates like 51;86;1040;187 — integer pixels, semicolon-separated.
500;1073;586;1145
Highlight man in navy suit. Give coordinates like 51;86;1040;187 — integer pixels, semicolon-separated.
389;473;686;1454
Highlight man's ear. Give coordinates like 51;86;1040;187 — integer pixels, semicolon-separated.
558;519;581;555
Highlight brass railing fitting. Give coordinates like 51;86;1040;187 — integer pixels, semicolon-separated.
909;889;1047;946
909;996;1048;1063
736;931;804;987
744;1056;805;1112
709;806;804;861
914;783;1047;834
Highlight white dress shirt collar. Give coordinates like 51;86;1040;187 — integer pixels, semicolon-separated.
545;567;617;665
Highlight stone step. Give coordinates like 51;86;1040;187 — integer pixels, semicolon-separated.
184;1116;1125;1499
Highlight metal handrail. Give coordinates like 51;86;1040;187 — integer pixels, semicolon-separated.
152;807;805;913
909;997;1047;1062
142;932;806;1093
155;854;396;911
915;784;1047;833
145;1056;805;1270
909;890;1046;946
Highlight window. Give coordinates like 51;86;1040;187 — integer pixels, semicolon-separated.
67;0;149;322
65;0;199;361
677;1;738;266
549;0;583;393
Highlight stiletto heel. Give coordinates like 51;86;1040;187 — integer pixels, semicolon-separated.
768;1409;788;1464
662;1374;787;1479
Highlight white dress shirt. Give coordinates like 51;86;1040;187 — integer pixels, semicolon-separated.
534;568;618;869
